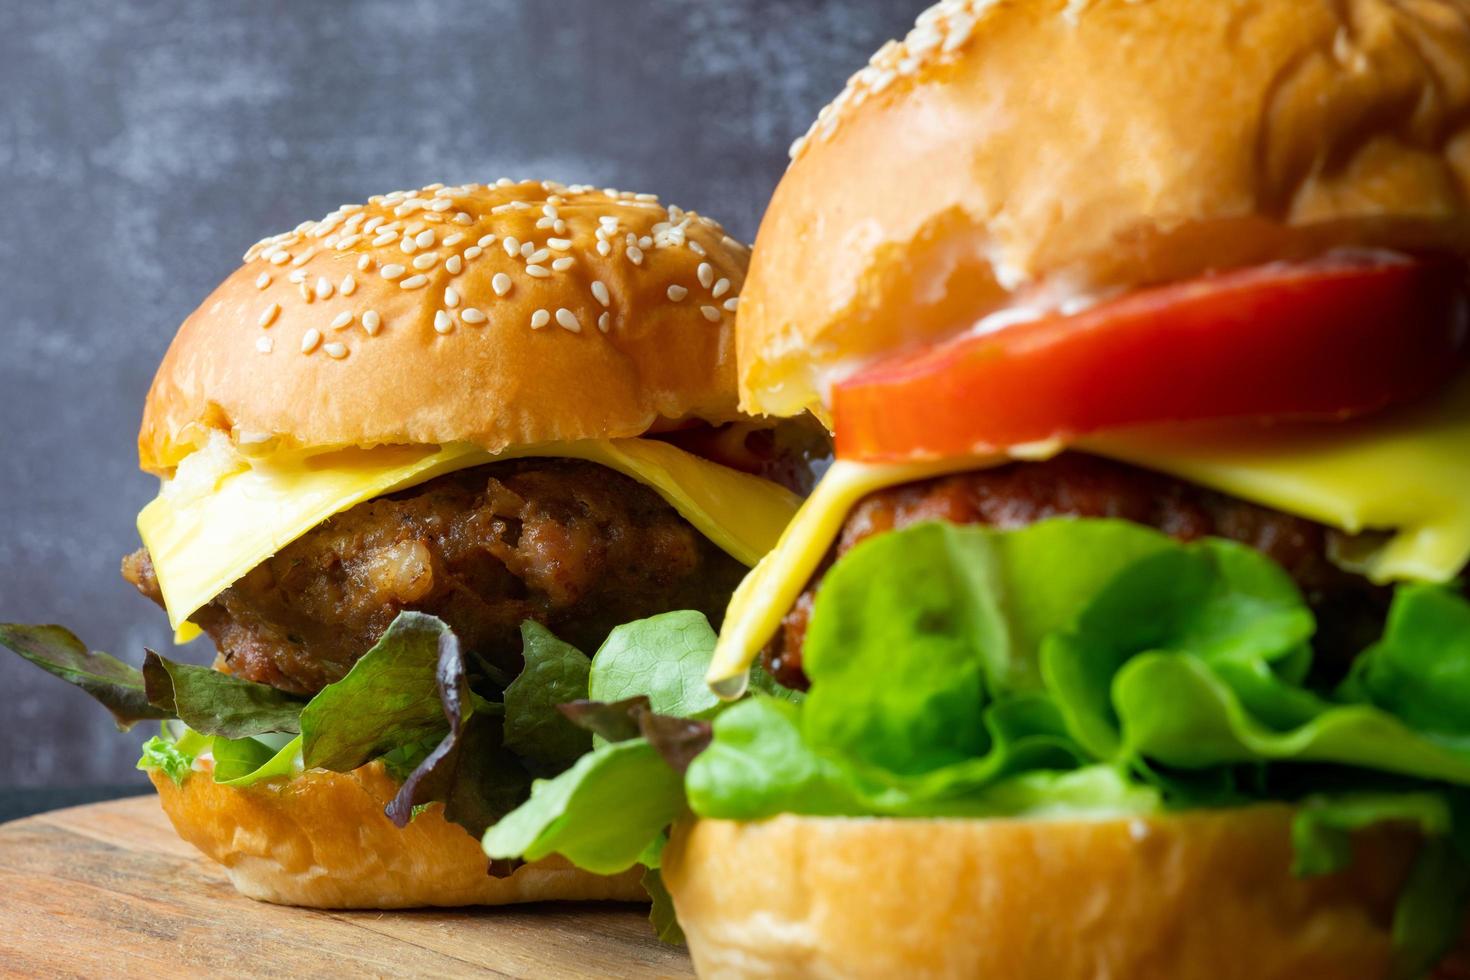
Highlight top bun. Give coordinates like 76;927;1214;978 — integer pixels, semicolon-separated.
738;0;1470;418
140;180;751;473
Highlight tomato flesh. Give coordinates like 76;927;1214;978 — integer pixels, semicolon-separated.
833;257;1469;462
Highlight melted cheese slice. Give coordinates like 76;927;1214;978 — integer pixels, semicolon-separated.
708;374;1470;690
140;438;803;631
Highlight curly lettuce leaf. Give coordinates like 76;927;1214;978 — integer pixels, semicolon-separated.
1343;584;1470;737
137;733;196;785
1;623;169;729
502;621;592;771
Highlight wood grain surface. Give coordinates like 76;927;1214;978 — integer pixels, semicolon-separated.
0;796;694;979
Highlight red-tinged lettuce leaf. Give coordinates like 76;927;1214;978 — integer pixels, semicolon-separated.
142;650;303;738
384;621;528;851
559;696;652;742
0;623;169;729
301;613;462;771
559;695;711;773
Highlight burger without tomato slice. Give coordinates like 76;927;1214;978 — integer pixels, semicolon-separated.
484;1;1470;975
2;178;819;909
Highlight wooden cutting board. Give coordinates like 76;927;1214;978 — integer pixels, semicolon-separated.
0;795;694;979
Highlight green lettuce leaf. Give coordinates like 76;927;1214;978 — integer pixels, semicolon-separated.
1;623;168;729
137;733;196;785
212;733;302;785
300;613;463;771
1290;793;1452;877
642;866;685;945
502;621;592;771
1343;584;1470;737
589;610;722;718
142;650;303;738
483;738;685;876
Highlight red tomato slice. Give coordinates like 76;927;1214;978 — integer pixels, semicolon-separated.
833;256;1470;462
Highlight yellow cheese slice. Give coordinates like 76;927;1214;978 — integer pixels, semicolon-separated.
139;438;802;631
707;374;1470;690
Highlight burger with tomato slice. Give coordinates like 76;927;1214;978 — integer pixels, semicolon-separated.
483;1;1470;975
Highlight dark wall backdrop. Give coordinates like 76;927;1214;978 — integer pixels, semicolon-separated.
0;1;921;787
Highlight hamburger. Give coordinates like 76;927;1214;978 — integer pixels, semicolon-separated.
1;178;815;909
483;2;1470;976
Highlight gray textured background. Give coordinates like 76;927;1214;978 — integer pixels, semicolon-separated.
0;0;920;788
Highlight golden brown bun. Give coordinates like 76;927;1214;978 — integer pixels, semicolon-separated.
140;180;750;473
149;762;646;909
738;0;1470;417
663;808;1445;980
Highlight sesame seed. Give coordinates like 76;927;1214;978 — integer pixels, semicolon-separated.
688;241;707;257
256;336;274;353
288;269;308;284
430;198;454;212
460;308;486;324
335;234;362;250
444;286;460;308
442;233;465;247
324;342;348;359
526;248;550;264
315;277;334;300
290;247;318;267
415;229;436;248
445;255;463;275
598;312;611;333
552;257;574;272
640;236;653;249
521;242;538;259
713;278;730;298
255;273;271;289
697;262;714;288
299;283;314;302
268;250;291;265
723;297;740;312
492;273;513;296
635;193;658;202
363;217;385;233
554;219;567;235
477;234;497;248
412;252;439;270
547;237;572;251
400;236;419;255
667;285;688;301
361;310;382;334
341;274;356;296
453;212;473;225
399;274;428;289
525;264;550;278
330;311;354;329
543;204;559;218
434;310;454;334
381;263;406;280
555;308;581;332
536;216;555;230
596;240;612;257
701;305;721;322
503;237;520;258
591;281;611;306
463;246;483;260
531;309;550;329
301;328;322;354
626;246;644;265
357;254;373;271
372;232;397;247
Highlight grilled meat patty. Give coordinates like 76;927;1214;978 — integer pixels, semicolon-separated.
124;459;746;696
762;453;1391;691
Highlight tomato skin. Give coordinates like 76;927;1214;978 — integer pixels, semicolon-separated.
833;257;1470;462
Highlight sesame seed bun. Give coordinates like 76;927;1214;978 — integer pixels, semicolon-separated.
139;180;750;473
662;809;1457;980
737;0;1470;418
148;762;645;909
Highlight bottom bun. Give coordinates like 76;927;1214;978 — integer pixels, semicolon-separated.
663;807;1450;980
150;762;646;908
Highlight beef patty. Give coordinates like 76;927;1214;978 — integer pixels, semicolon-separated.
762;453;1391;691
124;459;747;696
